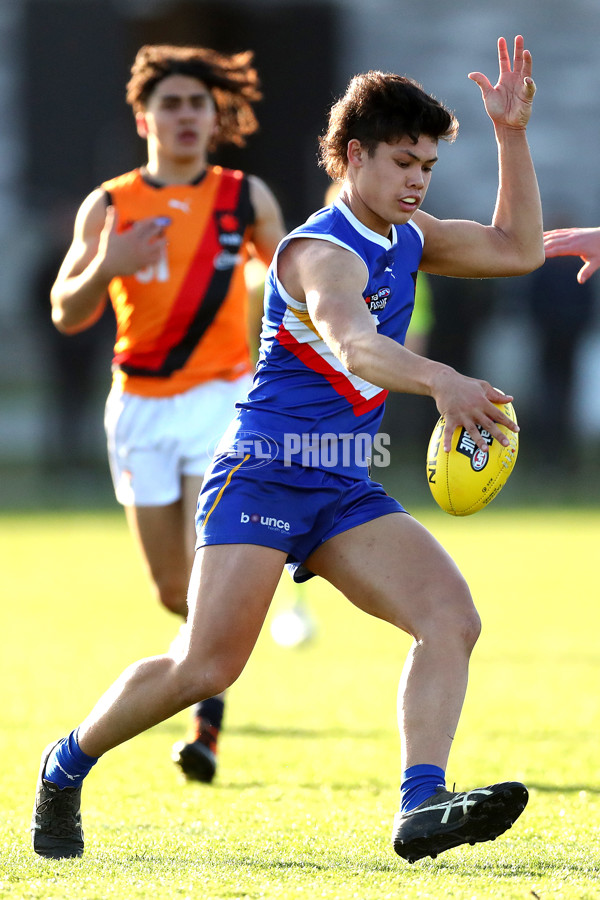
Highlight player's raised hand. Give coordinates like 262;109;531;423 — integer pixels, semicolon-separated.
468;35;536;130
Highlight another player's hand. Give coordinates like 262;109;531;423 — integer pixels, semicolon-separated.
431;369;519;453
97;206;169;278
543;227;600;284
468;35;535;130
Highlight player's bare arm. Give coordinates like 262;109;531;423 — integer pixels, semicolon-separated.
279;238;517;452
51;189;168;334
247;175;286;265
543;226;600;283
416;35;543;278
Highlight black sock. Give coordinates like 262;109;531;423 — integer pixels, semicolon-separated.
194;696;225;730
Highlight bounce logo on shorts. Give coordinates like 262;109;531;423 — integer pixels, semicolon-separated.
218;431;279;469
240;511;291;532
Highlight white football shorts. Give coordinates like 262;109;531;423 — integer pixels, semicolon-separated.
104;374;252;507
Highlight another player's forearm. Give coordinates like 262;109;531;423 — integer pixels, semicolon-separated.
51;257;112;334
490;125;543;273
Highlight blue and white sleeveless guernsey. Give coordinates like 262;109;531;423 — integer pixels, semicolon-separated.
195;198;424;571
217;197;424;478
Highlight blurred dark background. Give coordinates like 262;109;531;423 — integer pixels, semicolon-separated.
1;0;600;509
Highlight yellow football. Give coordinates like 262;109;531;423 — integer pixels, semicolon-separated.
426;401;519;516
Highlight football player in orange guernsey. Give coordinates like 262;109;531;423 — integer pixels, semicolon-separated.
48;45;286;783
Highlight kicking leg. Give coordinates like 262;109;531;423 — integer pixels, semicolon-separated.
307;513;527;862
307;513;480;771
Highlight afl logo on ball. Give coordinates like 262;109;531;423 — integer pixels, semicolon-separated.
456;428;491;471
472;448;489;471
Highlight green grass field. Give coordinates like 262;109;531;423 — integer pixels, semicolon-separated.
1;506;599;899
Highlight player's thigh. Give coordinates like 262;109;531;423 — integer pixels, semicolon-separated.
306;512;475;637
182;543;287;680
126;501;188;584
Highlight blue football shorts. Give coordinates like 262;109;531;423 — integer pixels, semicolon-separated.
195;454;407;581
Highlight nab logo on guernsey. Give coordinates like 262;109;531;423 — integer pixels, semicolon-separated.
240;511;291;532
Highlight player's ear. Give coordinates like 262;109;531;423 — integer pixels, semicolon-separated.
135;111;149;139
347;139;364;167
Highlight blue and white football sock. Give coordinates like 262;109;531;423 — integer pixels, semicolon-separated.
400;763;446;812
44;729;98;790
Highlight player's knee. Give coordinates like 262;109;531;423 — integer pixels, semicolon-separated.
422;575;481;653
172;655;241;707
176;672;235;709
457;603;482;653
444;580;481;652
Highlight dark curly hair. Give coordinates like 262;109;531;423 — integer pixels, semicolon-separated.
319;71;458;181
126;44;262;149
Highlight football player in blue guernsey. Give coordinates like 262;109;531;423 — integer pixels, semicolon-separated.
32;35;543;863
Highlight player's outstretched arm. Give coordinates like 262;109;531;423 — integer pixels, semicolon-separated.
543;227;600;283
417;36;543;279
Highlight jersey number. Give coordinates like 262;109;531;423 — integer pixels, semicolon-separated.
135;246;170;284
